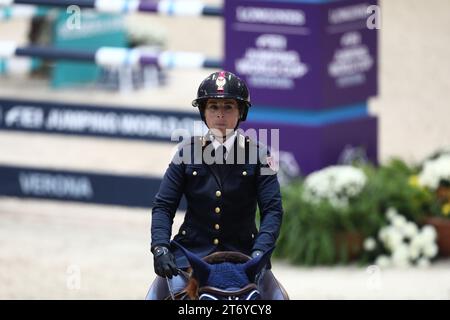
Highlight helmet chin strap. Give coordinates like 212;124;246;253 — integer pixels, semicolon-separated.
234;120;241;131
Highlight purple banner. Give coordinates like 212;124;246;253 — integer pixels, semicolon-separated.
241;116;378;175
225;0;378;110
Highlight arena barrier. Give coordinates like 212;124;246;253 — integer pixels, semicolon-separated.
0;0;222;16
0;42;223;70
0;163;188;208
0;98;202;142
0;4;47;20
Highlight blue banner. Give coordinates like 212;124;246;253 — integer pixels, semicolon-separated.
0;98;201;142
0;164;186;209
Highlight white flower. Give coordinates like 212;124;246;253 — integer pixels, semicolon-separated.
363;237;377;251
408;246;420;260
378;227;387;242
386;207;399;222
392;215;407;230
375;255;390;268
391;244;411;268
402;222;419;239
384;228;404;251
392;243;409;259
421;225;437;242
418;154;450;190
423;243;438;258
302;165;367;208
410;234;427;251
373;209;439;268
416;257;431;268
378;226;392;243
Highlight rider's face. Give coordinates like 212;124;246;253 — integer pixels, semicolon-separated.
204;99;240;138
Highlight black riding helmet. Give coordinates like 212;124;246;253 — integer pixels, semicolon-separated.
192;71;251;122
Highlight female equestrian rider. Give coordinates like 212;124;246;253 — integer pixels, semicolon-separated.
147;71;284;299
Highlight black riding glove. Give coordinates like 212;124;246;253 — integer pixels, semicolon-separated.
153;246;179;279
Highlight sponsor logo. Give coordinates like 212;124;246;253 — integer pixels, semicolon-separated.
236;6;306;26
19;172;93;199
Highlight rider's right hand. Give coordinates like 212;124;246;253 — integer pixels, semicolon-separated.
153;246;179;279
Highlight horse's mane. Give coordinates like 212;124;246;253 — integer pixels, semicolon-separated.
185;271;198;300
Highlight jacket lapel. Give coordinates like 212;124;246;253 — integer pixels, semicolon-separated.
201;132;247;187
201;136;222;188
220;133;246;185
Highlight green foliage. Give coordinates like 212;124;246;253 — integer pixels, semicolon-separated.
362;159;433;223
275;179;381;266
274;158;434;266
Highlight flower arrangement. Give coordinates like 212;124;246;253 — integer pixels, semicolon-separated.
275;165;381;265
417;153;450;218
413;149;450;256
302;165;367;208
363;208;438;268
275;159;435;266
418;154;450;190
274;153;449;266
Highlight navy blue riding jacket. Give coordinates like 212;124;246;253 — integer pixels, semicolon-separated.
151;131;283;268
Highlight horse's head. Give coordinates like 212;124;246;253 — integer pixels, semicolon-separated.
172;241;273;300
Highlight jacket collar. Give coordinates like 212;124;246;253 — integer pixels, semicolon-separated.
201;130;246;150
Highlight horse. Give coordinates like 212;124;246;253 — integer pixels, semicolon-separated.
146;241;289;300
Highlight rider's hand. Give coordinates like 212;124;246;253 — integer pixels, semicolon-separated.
153;246;179;279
